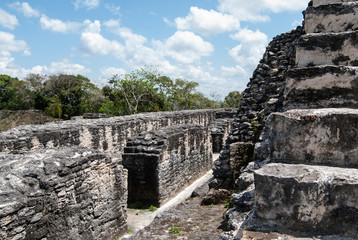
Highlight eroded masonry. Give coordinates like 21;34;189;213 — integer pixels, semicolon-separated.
213;0;358;239
0;109;235;239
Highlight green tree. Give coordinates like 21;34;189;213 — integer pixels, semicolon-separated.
105;68;165;115
39;74;101;119
0;74;34;110
224;91;242;108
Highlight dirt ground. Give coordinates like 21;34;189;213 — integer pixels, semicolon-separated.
125;197;227;240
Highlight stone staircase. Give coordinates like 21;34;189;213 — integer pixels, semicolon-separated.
251;0;358;238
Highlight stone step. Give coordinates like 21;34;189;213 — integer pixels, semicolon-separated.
313;0;357;7
283;65;358;109
296;31;358;67
254;163;358;237
256;108;358;167
304;3;358;33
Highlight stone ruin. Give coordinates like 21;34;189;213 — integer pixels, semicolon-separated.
212;0;358;239
2;0;358;239
0;109;236;239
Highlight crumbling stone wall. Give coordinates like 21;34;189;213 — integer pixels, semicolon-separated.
0;109;222;240
0;110;217;155
210;26;304;189
123;124;212;206
0;148;127;240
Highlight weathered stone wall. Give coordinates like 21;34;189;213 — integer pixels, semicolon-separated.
210;26;304;189
0;148;127;240
123;124;212;206
209;119;232;153
0;109;222;240
0;110;217;155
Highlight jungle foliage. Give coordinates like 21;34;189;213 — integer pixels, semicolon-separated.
0;68;241;119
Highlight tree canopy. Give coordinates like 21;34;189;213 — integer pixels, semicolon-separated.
0;68;241;119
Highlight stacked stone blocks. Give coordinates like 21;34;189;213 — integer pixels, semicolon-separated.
123;124;212;206
253;0;358;237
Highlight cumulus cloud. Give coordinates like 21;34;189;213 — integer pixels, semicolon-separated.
74;0;100;10
103;19;120;29
218;0;309;22
35;59;91;75
0;55;90;79
175;7;239;36
0;8;18;30
229;28;268;68
0;31;29;55
40;15;82;33
100;67;126;80
9;2;40;18
163;31;214;64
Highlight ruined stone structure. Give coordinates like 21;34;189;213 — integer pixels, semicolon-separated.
0;148;128;240
0;109;235;240
215;0;358;239
252;0;358;237
123;124;212;206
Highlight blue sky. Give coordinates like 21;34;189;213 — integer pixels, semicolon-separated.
0;0;310;98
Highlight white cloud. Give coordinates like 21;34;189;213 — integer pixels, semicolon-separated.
0;31;29;55
83;19;101;33
81;31;124;56
221;65;248;78
175;7;239;36
0;54;90;79
103;19;120;29
104;3;120;15
40;15;82;33
229;28;268;68
164;31;214;64
217;0;309;22
100;67;126;80
36;59;91;75
0;8;18;30
9;2;40;18
74;0;100;10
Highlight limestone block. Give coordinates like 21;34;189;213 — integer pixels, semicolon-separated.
304;3;358;33
0;147;128;240
0;110;217;154
284;66;358;109
259;108;358;167
296;31;358;67
255;163;358;236
123;124;212;206
313;0;356;7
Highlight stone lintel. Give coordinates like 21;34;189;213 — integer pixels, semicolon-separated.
304;3;358;33
254;163;358;236
296;31;358;67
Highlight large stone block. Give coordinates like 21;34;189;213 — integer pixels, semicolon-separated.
255;163;358;236
0;147;128;240
284;66;358;109
304;3;358;33
296;31;358;67
122;124;212;206
258;108;358;167
312;0;355;7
